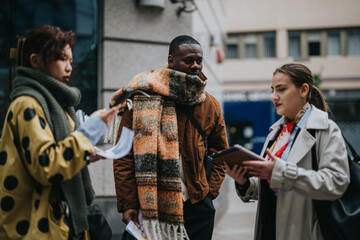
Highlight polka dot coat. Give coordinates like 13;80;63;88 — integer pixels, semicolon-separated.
0;96;94;239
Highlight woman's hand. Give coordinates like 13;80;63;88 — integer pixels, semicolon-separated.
243;149;276;179
224;162;248;185
93;104;122;127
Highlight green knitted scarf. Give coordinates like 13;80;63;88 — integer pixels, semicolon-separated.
10;67;94;237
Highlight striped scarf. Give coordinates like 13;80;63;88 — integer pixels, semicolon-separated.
111;69;206;240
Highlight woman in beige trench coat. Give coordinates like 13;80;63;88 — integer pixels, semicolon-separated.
225;63;349;240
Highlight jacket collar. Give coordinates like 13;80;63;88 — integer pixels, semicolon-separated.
304;105;329;130
267;105;329;164
269;105;329;132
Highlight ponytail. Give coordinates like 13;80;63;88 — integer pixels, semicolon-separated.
309;85;327;112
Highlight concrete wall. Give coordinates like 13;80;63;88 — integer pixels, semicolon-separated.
88;1;229;238
90;2;194;238
92;0;193;197
224;57;360;91
192;0;227;104
226;0;360;32
92;0;228;197
191;0;229;223
101;0;192;107
224;0;360;92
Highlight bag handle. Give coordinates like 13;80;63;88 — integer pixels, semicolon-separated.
308;129;318;170
308;129;360;171
183;107;213;179
342;134;360;164
184;107;208;155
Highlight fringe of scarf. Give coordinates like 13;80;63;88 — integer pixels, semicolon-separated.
111;69;206;240
143;219;188;240
104;115;122;143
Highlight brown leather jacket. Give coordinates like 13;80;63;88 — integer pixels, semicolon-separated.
113;92;229;212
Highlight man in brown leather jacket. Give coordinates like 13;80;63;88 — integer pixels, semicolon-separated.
113;35;229;240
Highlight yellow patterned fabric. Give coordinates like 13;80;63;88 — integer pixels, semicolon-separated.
9;67;94;238
0;96;93;239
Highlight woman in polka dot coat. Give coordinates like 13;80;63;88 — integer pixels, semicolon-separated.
0;25;121;240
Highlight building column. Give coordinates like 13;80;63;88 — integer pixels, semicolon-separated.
340;29;347;56
321;30;327;56
301;31;308;59
277;29;287;59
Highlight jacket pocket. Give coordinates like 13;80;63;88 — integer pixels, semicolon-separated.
47;203;70;239
196;144;207;185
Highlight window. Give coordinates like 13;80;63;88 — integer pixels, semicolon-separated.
308;32;321;56
288;28;360;58
226;32;276;60
289;32;301;58
0;0;98;135
328;30;341;56
226;43;238;59
244;35;257;59
263;33;275;58
348;29;360;56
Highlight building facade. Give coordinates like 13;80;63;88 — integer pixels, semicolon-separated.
0;0;228;238
95;2;228;238
224;0;360;154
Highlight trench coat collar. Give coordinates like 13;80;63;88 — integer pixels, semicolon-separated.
268;105;329;164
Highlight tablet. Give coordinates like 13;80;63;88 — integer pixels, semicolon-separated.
212;144;265;167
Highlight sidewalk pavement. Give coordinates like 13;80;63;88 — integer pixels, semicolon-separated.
213;175;257;240
95;174;258;240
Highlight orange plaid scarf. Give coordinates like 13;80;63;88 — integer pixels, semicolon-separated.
111;69;206;240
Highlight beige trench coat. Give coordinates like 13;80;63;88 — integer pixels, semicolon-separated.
238;106;350;240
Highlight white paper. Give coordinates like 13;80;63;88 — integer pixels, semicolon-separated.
76;109;89;126
125;210;181;240
76;109;85;126
125;220;148;240
95;127;134;159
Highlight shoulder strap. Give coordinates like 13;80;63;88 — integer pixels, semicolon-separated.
184;106;214;179
342;134;360;164
308;129;318;171
309;129;360;171
184;107;208;154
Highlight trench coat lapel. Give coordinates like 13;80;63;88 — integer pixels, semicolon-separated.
261;118;283;157
286;129;315;164
265;106;329;165
284;106;329;164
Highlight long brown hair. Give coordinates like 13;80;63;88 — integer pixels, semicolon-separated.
273;63;327;112
18;24;75;68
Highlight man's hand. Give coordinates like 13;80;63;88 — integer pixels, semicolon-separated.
243;149;276;179
89;146;106;163
122;209;139;227
224;162;248;185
